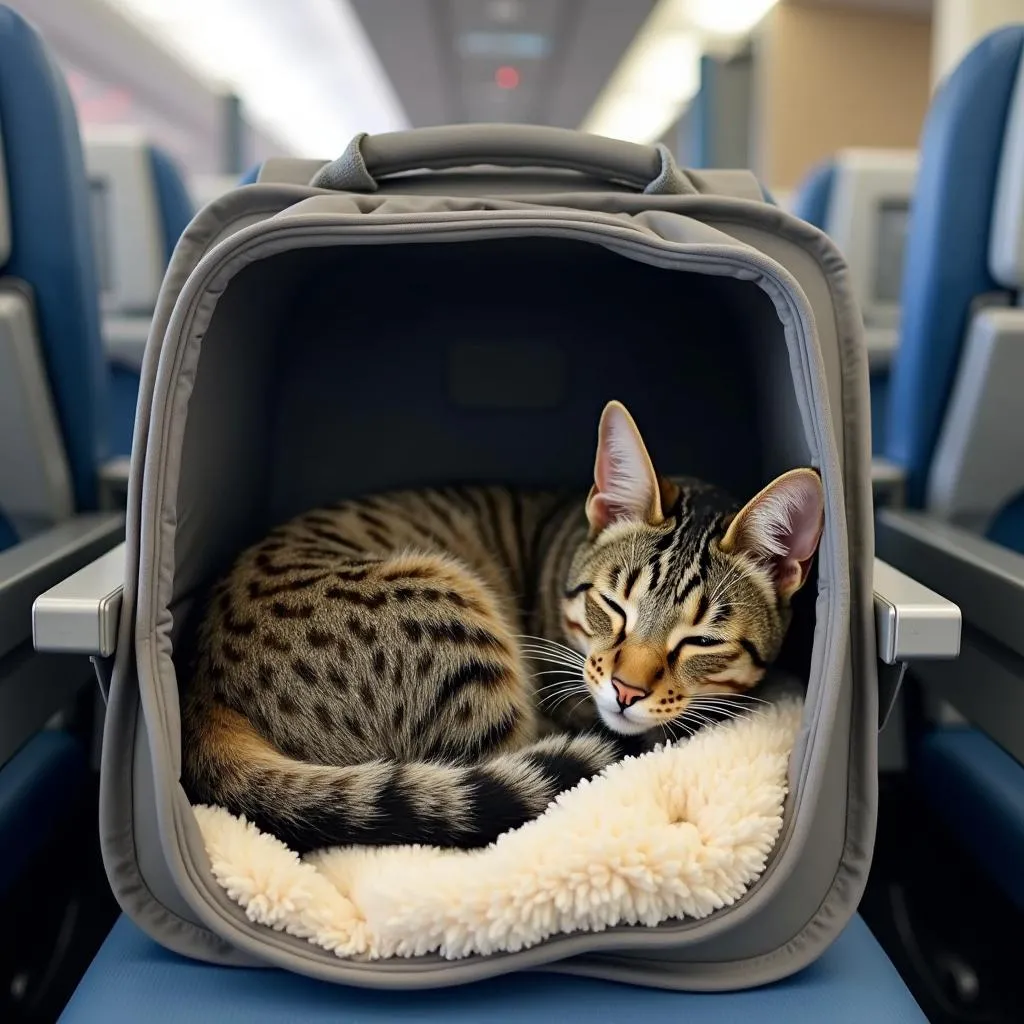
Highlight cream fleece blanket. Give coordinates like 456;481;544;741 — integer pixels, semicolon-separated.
192;692;803;961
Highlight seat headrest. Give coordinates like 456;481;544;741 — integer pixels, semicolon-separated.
84;128;170;313
990;48;1024;288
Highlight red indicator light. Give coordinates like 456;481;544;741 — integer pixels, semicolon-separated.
495;65;520;89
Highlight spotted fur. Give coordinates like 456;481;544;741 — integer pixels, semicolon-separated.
182;402;824;853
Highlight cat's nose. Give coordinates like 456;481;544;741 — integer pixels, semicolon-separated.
612;677;649;710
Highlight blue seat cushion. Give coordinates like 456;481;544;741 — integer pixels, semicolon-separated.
884;26;1024;506
914;727;1024;910
0;729;87;895
59;915;925;1023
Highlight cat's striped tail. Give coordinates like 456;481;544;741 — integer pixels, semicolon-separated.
183;701;627;854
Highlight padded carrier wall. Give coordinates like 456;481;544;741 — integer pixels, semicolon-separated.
99;126;878;991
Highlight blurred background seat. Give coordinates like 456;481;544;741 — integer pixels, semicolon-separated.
83;129;193;456
792;148;918;454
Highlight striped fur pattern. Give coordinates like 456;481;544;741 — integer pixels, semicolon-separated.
182;402;824;853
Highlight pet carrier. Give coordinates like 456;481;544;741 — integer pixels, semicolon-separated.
34;125;960;990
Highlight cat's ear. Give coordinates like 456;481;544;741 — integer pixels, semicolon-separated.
719;468;825;600
586;401;664;535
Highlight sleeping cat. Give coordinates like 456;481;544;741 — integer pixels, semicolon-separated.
181;401;824;853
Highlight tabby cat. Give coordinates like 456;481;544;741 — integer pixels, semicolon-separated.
182;401;824;853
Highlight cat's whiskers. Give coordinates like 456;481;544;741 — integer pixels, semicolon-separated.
520;647;585;663
514;634;584;659
534;677;585;694
542;687;590;714
521;655;587;675
518;643;584;661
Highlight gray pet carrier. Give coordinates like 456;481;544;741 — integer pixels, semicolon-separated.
95;126;880;989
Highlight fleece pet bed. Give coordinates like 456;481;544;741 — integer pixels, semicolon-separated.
192;690;803;961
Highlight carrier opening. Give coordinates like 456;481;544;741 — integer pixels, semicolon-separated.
167;232;824;961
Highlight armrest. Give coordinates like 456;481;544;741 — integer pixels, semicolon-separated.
0;513;125;659
32;542;125;657
873;557;961;664
877;508;1024;659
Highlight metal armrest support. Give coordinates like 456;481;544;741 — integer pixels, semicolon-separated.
877;508;1024;660
32;542;125;657
0;514;125;765
0;513;124;659
872;557;961;664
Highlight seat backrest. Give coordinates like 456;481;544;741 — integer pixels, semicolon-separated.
885;25;1024;510
0;6;107;519
917;27;1024;547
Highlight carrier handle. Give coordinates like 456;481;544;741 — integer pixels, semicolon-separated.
310;124;698;196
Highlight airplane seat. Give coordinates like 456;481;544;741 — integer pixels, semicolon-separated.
877;18;1024;919
84;131;194;457
0;5;125;1013
792;150;916;457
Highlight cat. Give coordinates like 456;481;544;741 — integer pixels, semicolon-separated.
181;400;824;854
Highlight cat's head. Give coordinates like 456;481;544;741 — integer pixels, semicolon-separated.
562;400;824;737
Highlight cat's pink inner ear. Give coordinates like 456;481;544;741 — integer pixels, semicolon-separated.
723;469;825;599
586;402;662;533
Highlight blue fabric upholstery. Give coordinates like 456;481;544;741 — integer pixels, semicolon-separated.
986;489;1024;555
884;26;1024;507
60;915;924;1023
791;160;836;228
914;728;1024;910
147;146;193;264
0;6;109;511
0;730;86;896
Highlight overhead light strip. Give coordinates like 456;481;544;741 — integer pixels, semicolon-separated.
582;0;780;144
99;0;408;157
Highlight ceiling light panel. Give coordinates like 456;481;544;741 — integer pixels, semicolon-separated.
99;0;408;156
